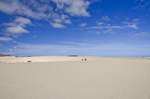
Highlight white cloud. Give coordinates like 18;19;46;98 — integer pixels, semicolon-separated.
88;18;139;34
101;16;110;21
5;43;79;56
0;0;93;28
64;19;72;24
6;26;28;34
0;37;12;41
14;17;31;26
0;0;48;19
51;14;72;28
127;24;138;29
52;0;90;16
65;0;90;16
89;24;122;30
4;17;31;35
110;25;122;29
51;22;65;28
4;42;150;57
122;18;139;29
80;23;87;27
97;22;103;25
134;32;149;38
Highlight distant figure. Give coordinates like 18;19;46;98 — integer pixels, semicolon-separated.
81;58;87;61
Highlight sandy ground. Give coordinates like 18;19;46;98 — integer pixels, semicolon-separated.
0;56;150;99
0;56;95;63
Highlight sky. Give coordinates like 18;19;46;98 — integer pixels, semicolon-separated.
0;0;150;57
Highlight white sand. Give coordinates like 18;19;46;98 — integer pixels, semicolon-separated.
0;56;150;99
0;56;94;63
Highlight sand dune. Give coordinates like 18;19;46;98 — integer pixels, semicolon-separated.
0;56;150;99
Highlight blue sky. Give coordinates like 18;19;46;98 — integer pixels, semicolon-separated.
0;0;150;57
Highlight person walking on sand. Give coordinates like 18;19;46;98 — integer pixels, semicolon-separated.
81;58;87;61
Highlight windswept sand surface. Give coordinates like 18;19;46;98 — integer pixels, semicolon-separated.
0;56;150;99
0;56;94;63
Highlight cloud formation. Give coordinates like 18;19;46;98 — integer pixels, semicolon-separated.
4;17;31;35
51;22;65;28
80;23;87;27
52;0;90;16
101;16;110;21
4;42;150;57
0;0;93;28
89;18;139;34
0;37;12;41
50;14;71;28
0;0;48;19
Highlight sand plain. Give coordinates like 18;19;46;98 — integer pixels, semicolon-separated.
0;56;150;99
